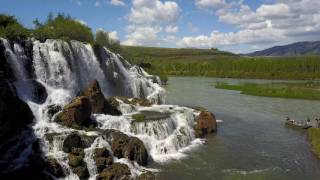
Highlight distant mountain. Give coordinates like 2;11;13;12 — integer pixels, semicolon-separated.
246;41;320;56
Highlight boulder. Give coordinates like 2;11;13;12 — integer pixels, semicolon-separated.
68;154;84;167
46;104;62;120
62;133;96;153
137;171;156;180
45;157;65;178
81;80;105;113
103;130;149;166
55;96;94;129
31;80;48;104
72;166;89;180
97;163;131;180
94;147;113;173
194;110;217;138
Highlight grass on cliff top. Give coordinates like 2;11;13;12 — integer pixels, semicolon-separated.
308;128;320;158
215;82;320;100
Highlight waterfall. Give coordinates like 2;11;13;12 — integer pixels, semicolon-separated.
1;38;201;179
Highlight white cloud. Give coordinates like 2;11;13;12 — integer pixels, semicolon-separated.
75;19;87;26
124;0;181;46
165;25;178;33
95;1;101;7
123;25;162;46
109;31;119;41
180;0;320;52
128;0;180;24
109;0;125;6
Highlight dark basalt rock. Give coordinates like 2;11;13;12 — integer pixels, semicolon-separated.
45;157;65;178
46;104;62;120
31;80;48;104
194;110;217;138
102;130;149;166
97;163;131;180
55;96;96;129
62;133;96;153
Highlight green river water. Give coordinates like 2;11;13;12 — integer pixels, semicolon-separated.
157;76;320;180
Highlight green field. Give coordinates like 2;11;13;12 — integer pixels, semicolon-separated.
308;128;320;158
121;46;320;81
214;82;320;100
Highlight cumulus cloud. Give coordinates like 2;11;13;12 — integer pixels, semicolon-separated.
178;0;320;52
165;25;178;33
109;31;119;41
124;0;181;46
109;0;125;6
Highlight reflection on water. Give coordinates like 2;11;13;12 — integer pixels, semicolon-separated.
157;76;320;180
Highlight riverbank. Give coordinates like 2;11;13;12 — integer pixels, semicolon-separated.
308;128;320;158
214;82;320;100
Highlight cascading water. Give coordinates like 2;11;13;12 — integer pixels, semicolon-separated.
1;38;202;179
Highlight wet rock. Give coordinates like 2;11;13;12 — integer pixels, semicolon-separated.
72;166;89;180
81;80;106;113
68;153;84;167
97;163;131;180
55;96;95;129
103;130;149;166
94;148;113;173
104;97;122;116
137;171;156;180
62;133;95;153
45;157;65;178
31;80;47;104
116;96;153;107
194;110;217;138
46;104;62;120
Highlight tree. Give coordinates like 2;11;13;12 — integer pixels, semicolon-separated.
95;29;121;54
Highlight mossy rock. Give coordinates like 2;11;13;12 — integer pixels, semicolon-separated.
97;163;131;180
132;113;146;122
68;154;84;167
72;166;89;180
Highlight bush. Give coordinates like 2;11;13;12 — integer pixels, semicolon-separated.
95;29;121;54
32;13;94;43
0;14;29;40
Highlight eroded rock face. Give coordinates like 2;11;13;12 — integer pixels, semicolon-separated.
97;163;131;180
81;80;122;116
55;96;95;129
94;148;113;173
81;80;106;114
102;130;149;166
194;111;217;138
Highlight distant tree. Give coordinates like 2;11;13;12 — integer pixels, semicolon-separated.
95;29;121;54
0;14;29;40
32;13;94;43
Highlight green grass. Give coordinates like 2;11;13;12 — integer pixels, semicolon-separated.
308;128;320;158
131;113;146;122
121;46;320;80
215;82;320;100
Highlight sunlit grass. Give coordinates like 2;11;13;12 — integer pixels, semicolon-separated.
215;82;320;100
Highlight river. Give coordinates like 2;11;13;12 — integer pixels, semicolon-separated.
156;76;320;180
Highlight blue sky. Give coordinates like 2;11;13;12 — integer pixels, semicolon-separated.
1;0;320;53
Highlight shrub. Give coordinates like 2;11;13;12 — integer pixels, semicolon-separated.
95;29;121;54
0;14;29;40
32;13;94;43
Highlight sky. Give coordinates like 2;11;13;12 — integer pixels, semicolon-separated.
0;0;320;53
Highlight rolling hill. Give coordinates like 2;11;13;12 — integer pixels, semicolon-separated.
246;41;320;56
